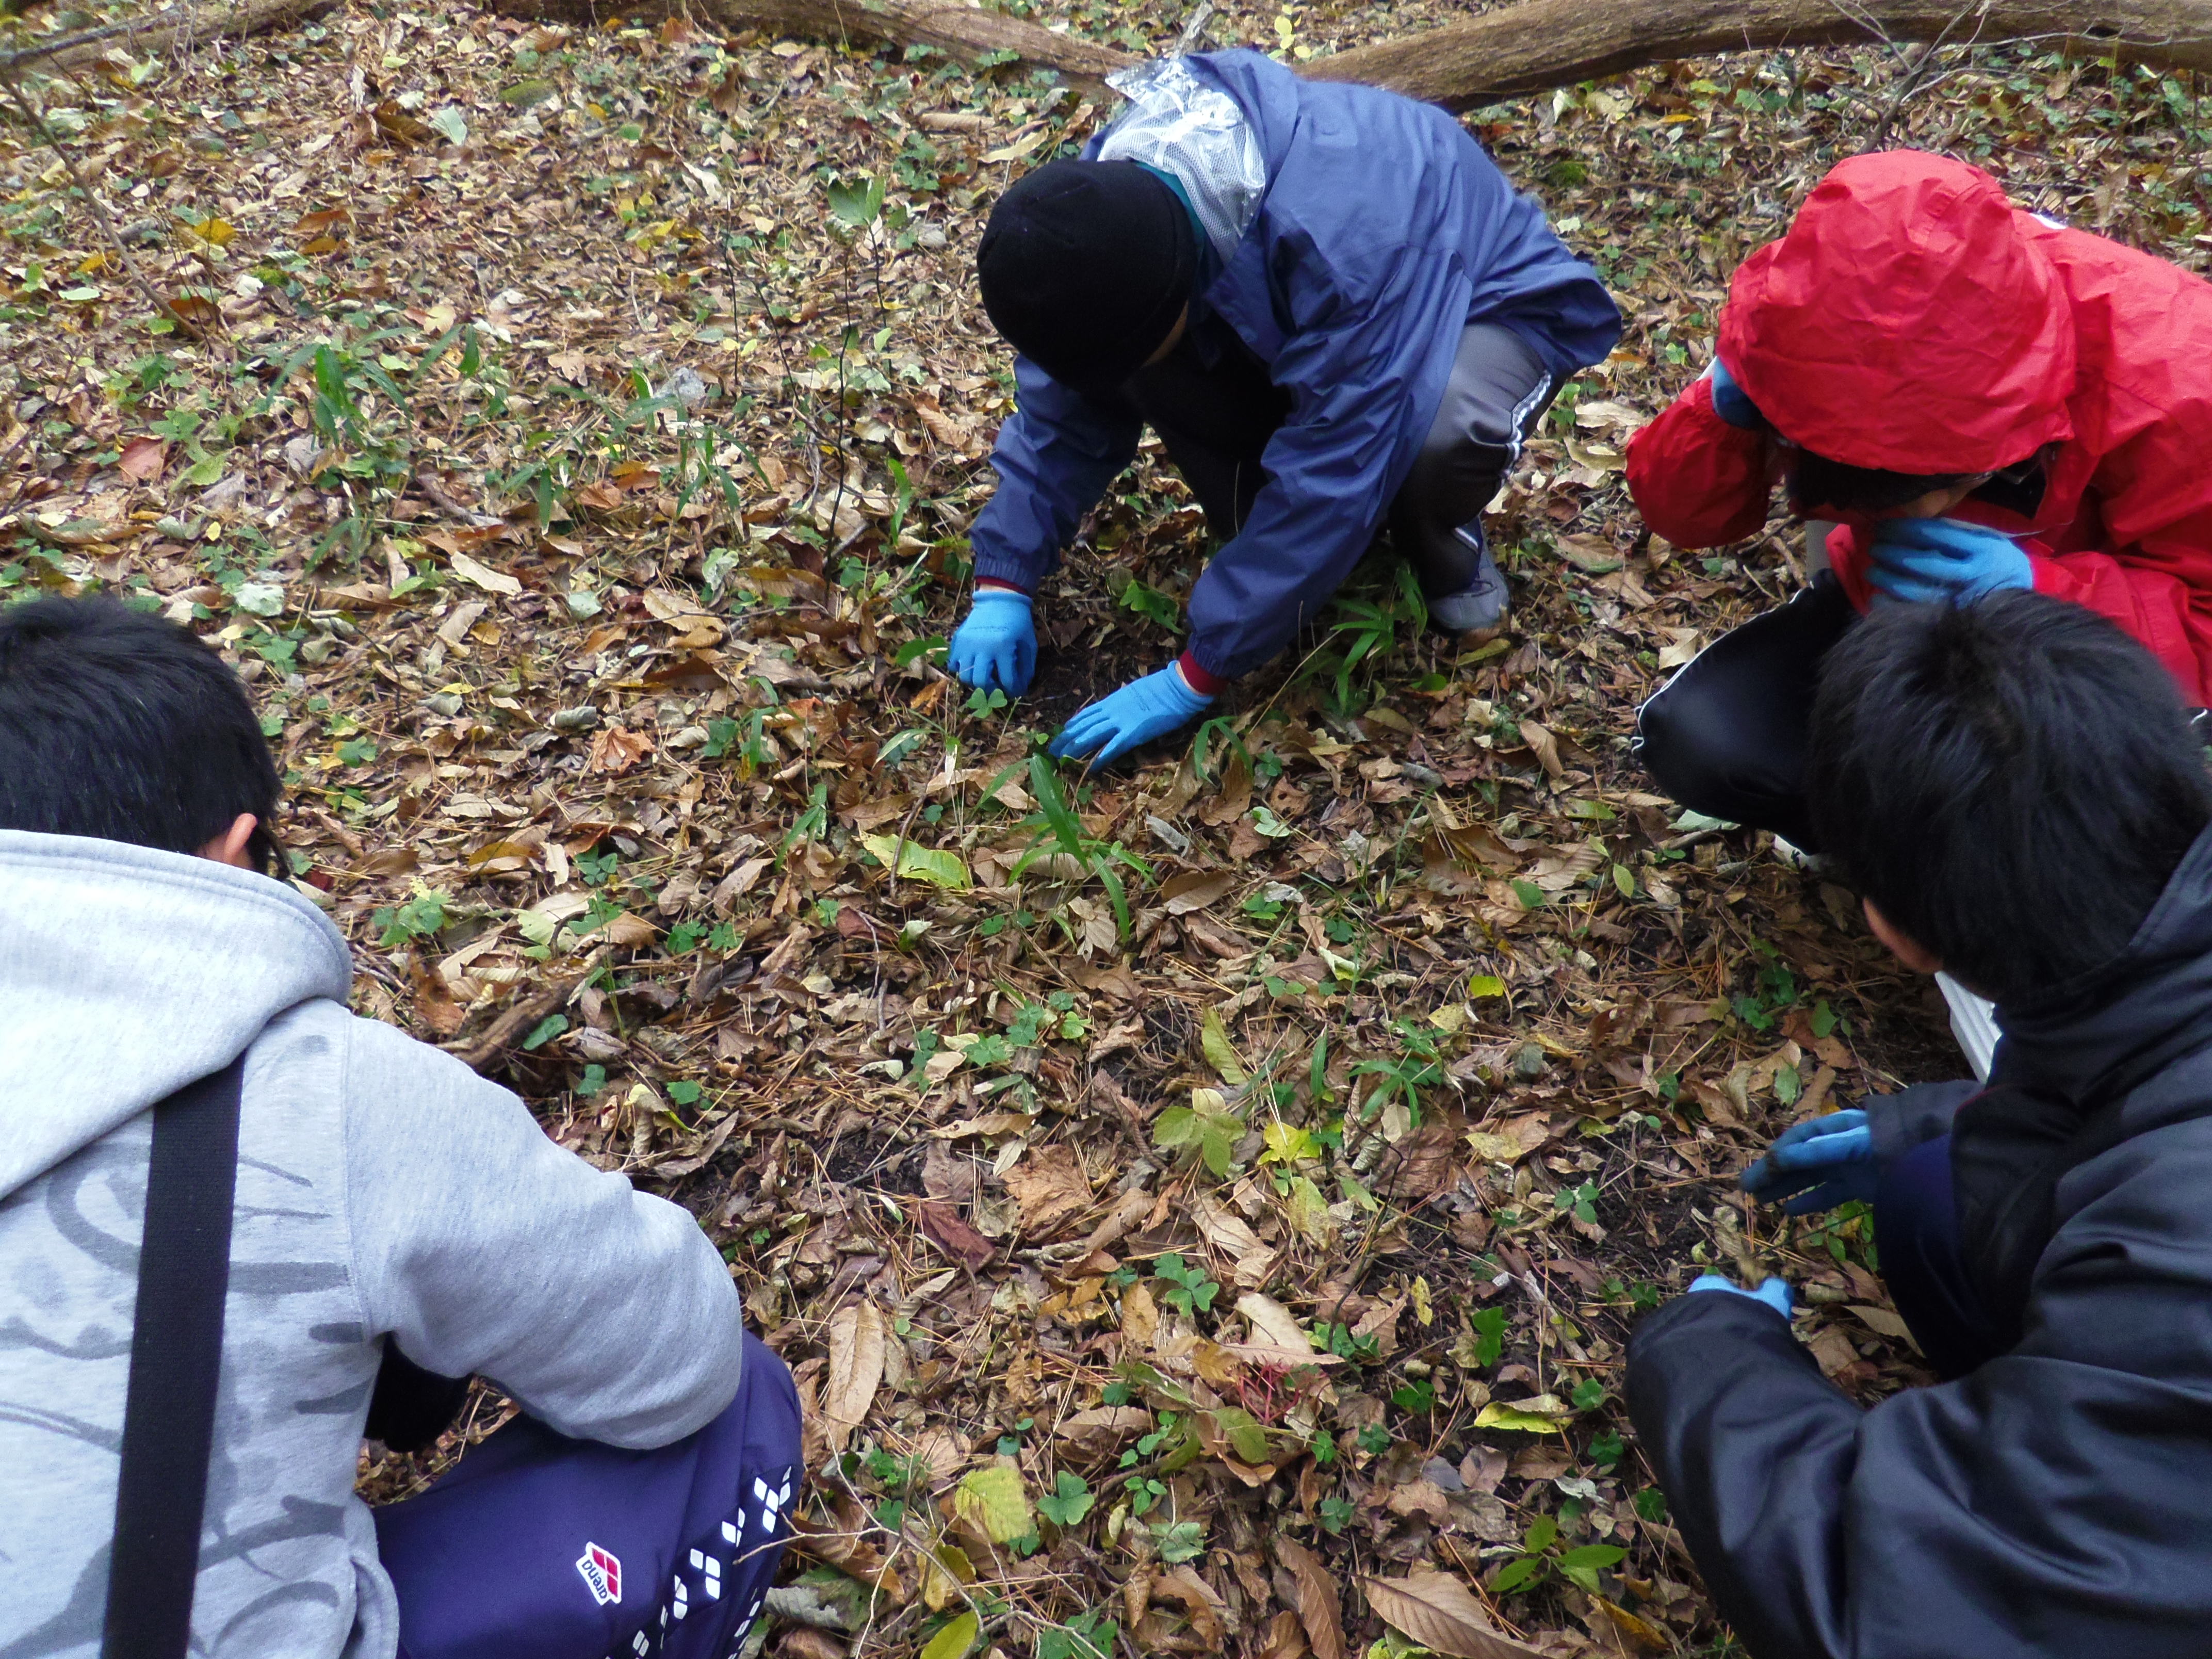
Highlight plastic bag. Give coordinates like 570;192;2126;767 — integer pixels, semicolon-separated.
1097;57;1266;263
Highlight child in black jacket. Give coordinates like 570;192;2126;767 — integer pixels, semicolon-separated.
1628;591;2212;1658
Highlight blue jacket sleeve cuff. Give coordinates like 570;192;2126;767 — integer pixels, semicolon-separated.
972;544;1051;593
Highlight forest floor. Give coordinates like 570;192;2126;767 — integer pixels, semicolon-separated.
5;2;2209;1653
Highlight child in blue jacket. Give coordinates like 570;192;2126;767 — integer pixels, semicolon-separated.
948;51;1620;763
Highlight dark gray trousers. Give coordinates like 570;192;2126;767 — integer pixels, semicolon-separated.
1126;320;1555;598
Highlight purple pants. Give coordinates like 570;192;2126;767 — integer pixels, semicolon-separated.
375;1332;801;1659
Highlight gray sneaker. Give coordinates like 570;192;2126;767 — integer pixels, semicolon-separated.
1428;538;1508;635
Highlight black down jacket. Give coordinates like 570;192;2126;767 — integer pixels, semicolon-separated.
1627;824;2212;1658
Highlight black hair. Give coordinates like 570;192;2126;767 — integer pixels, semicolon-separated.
1789;451;1975;516
1788;446;2052;519
0;596;283;874
1806;592;2212;1004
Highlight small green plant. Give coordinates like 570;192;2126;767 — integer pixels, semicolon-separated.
522;1013;568;1051
372;889;448;948
1152;1095;1246;1179
1150;1253;1219;1320
1125;1475;1168;1515
1317;1494;1356;1534
1468;1306;1508;1367
1570;1378;1607;1412
1314;1322;1381;1364
1553;1181;1600;1227
1013;755;1153;941
1036;1610;1120;1659
1488;1513;1627;1598
1391;1376;1436;1413
1118;577;1180;630
1036;1471;1095;1527
1296;561;1429;716
1149;1519;1206;1564
1733;941;1800;1032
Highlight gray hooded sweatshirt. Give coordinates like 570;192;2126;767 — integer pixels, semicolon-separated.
0;831;746;1658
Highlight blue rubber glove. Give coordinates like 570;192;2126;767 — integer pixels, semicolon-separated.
1688;1274;1794;1319
947;587;1037;696
1866;516;2034;606
1706;358;1763;430
1047;665;1213;767
1738;1108;1875;1215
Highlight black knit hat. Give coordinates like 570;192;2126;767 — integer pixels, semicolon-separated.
977;159;1199;391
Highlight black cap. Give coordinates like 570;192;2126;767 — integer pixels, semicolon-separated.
977;159;1199;391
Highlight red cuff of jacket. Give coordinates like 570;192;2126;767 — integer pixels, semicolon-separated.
1176;650;1229;697
977;577;1030;595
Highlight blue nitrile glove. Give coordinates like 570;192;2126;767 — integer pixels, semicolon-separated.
1688;1274;1794;1319
1866;516;2034;605
1738;1108;1876;1215
1047;664;1213;767
947;587;1037;696
1706;358;1763;430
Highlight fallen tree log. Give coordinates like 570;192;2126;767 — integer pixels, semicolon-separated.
477;0;1134;80
19;0;2212;113
1308;0;2212;108
0;0;336;73
478;0;2212;111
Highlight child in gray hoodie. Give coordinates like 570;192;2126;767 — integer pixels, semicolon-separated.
0;597;789;1657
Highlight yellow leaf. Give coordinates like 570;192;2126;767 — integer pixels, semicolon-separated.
1201;1008;1248;1085
921;1609;981;1659
860;832;971;891
1467;974;1508;1000
1410;1276;1433;1327
190;217;236;247
922;1543;977;1610
1473;1400;1568;1434
953;1463;1030;1543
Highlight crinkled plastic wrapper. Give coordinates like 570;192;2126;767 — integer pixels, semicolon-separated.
1097;57;1266;264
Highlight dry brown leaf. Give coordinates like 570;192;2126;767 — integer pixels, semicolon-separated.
1275;1536;1345;1659
1257;1608;1309;1659
1159;868;1237;915
1153;1566;1229;1645
447;549;522;596
1516;719;1565;780
1003;1144;1092;1239
588;725;654;775
914;1200;996;1271
1360;1570;1542;1659
1587;1595;1670;1653
1120;1280;1160;1351
820;1300;885;1456
1234;1292;1315;1356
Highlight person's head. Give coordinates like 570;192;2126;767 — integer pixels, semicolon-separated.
977;158;1198;392
1787;452;1986;521
1719;151;2076;478
1807;592;2212;1003
0;596;281;874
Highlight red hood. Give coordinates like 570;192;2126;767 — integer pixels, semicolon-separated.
1718;151;2076;474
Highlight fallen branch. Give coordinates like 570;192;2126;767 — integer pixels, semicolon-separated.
0;0;336;73
481;0;2212;110
1306;0;2212;108
477;0;1132;80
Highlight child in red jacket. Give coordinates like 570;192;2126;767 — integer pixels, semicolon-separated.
1628;149;2212;853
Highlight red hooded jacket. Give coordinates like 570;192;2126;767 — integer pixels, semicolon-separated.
1627;151;2212;703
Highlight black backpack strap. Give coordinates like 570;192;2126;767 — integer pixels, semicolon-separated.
102;1055;247;1659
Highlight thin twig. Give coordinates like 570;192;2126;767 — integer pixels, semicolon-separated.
0;69;205;342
